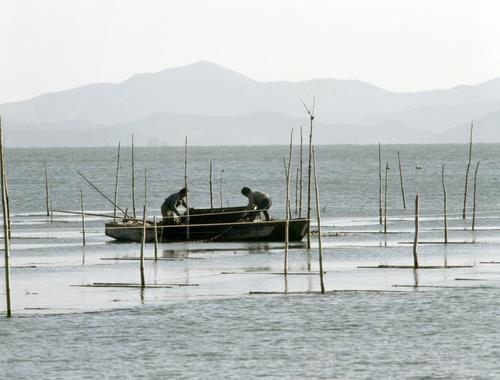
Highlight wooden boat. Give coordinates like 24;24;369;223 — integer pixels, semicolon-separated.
105;206;309;243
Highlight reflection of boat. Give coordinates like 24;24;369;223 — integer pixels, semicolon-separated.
105;206;309;243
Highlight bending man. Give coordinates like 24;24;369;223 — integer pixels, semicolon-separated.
161;187;188;224
241;187;272;221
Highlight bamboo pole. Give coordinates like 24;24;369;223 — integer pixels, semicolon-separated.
144;168;147;210
284;129;293;275
302;98;315;249
77;171;127;215
219;170;224;208
384;163;389;234
50;197;53;223
184;136;190;240
295;167;299;215
378;143;382;224
0;123;12;317
153;216;158;261
307;110;313;249
413;269;419;287
44;160;50;217
140;205;146;288
56;209;318;234
4;180;10;240
55;207;254;221
472;161;480;231
80;189;86;246
312;146;325;293
282;158;288;181
54;209;127;220
4;178;10;240
442;165;448;244
397;151;407;209
299;126;303;218
2;137;11;239
413;194;420;269
282;158;292;217
209;161;213;209
131;135;136;218
113;141;121;221
463;122;473;220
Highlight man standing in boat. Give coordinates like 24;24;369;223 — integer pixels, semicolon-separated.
161;187;188;224
241;187;272;221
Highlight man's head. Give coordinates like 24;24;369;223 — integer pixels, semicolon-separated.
241;187;251;197
180;187;188;197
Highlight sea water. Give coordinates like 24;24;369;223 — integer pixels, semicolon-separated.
1;144;500;379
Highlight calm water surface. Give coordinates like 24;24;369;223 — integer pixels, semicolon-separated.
1;144;500;379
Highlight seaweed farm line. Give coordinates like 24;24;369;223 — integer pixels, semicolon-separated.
2;145;500;379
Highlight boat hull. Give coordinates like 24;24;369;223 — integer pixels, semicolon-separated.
105;218;309;243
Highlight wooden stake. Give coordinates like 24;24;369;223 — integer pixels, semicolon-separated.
131;135;136;218
282;157;288;181
384;162;389;234
153;216;158;261
397;151;407;209
80;189;86;246
302;98;315;249
4;178;10;240
144;168;147;210
50;197;53;223
472;161;480;231
140;205;146;288
299;126;303;218
184;136;190;240
44;160;50;217
378;143;382;224
113;141;121;221
313;146;325;294
284;129;293;275
413;194;420;269
209;161;213;209
219;170;224;208
54;209;124;219
77;171;127;215
282;158;292;217
413;269;419;287
0;122;12;317
442;165;448;244
463;122;473;220
295;167;299;215
2;139;11;239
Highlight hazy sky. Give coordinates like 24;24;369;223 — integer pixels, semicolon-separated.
1;0;500;103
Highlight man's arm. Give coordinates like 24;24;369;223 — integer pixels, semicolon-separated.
245;194;256;210
169;196;181;216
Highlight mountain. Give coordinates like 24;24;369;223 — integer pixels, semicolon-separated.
357;101;500;133
441;110;500;143
5;111;437;147
1;61;500;146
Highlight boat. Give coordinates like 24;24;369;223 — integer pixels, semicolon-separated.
105;206;309;243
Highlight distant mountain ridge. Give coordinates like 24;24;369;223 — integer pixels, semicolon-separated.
7;111;440;147
2;61;500;146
